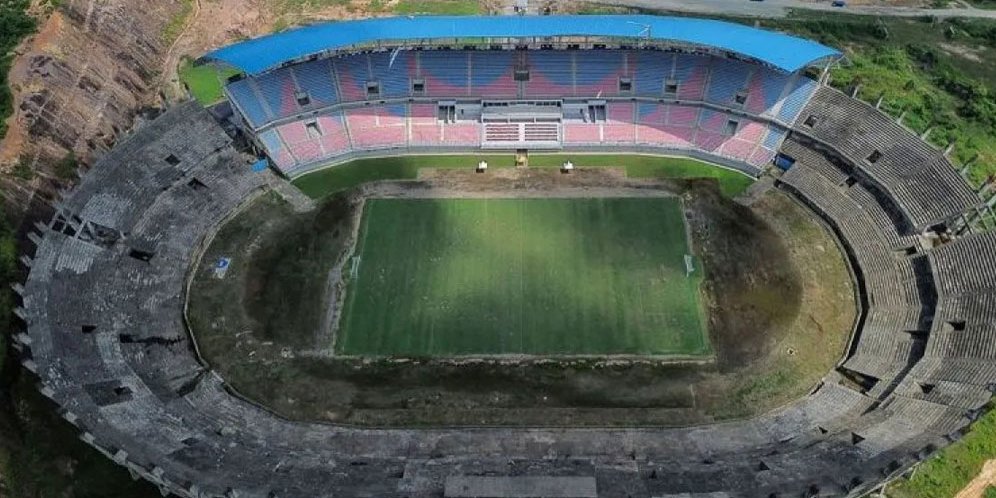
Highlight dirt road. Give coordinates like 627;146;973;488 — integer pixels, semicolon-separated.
956;460;996;498
579;0;996;19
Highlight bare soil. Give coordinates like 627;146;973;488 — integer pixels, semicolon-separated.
956;460;996;498
187;169;856;426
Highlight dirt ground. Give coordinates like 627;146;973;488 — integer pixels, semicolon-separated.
956;461;996;498
159;0;428;101
187;169;856;426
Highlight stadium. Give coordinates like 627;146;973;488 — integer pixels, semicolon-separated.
12;12;996;498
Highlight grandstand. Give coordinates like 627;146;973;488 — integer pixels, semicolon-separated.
13;14;996;498
222;46;820;176
208;16;830;177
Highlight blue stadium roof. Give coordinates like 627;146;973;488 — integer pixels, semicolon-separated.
205;15;840;75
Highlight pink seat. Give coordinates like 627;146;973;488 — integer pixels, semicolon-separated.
412;125;442;144
603;124;635;143
720;138;755;160
698;111;728;134
346;106;408;149
277;121;310;145
564;124;601;144
677;66;708;101
735;121;766;142
749;147;776;167
667;106;699;127
606;103;634;124
445;124;481;145
694;131;726;153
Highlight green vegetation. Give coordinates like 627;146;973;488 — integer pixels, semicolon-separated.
292;155;516;197
270;0;479;22
11;156;33;180
393;0;481;15
0;0;37;140
187;183;846;426
53;151;77;180
292;154;754;199
987;487;996;498
570;3;643;14
243;194;355;348
755;14;996;185
889;402;996;498
338;197;709;357
0;206;15;374
0;380;162;498
564;7;996;184
162;0;193;44
527;154;755;197
179;58;241;105
967;0;996;9
273;0;352;11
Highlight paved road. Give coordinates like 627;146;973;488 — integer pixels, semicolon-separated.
579;0;996;19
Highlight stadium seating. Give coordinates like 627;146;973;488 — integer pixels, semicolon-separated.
667;105;699;127
697;109;729;134
291;59;339;107
575;50;628;97
776;75;818;124
674;54;709;101
333;54;373;102
443;123;482;146
254;69;298;118
221;49;830;176
564;123;601;144
317;114;351;156
632;51;670;97
420;50;471;97
410;104;442;145
346;104;408;149
23;45;996;498
636;102;665;125
470;51;517;97
258;129;295;171
260;98;779;173
797;85;979;229
259;96;788;174
369;51;413;98
226;50;823;149
226;78;270;128
745;68;791;115
525;51;574;97
705;59;752;106
409;104;483;146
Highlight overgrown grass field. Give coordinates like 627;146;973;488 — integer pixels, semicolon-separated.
292;154;754;199
336;197;710;357
393;0;481;14
179;59;241;105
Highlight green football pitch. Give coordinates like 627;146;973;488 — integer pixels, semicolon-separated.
335;197;711;357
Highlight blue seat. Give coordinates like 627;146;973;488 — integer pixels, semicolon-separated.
226;79;270;128
293;59;338;106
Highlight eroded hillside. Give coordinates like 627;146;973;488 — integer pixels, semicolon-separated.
0;0;185;211
0;0;495;214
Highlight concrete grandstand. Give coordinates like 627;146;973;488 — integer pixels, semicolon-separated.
13;14;996;498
